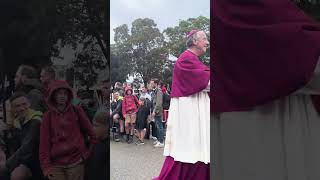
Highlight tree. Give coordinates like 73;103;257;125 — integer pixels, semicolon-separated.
0;0;107;90
111;18;168;84
294;0;320;21
110;24;132;85
163;16;210;65
55;0;107;88
110;44;131;86
111;16;210;86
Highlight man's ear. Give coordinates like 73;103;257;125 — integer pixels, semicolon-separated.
193;38;198;46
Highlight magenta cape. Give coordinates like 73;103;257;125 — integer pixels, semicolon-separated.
212;0;320;112
170;50;210;97
152;156;209;180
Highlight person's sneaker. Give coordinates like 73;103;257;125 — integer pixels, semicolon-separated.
154;142;164;148
151;136;157;141
153;140;159;145
121;134;126;142
127;135;134;144
135;139;141;145
114;135;120;142
126;134;130;143
136;140;145;145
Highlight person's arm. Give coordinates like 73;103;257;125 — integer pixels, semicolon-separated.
76;106;97;160
153;90;163;115
134;96;139;112
6;119;41;172
39;114;52;176
122;98;127;117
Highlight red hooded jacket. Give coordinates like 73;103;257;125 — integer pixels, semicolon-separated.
122;87;139;116
39;80;97;176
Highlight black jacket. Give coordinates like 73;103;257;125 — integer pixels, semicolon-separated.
6;112;41;176
111;99;123;118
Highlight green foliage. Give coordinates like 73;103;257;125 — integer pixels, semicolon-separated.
112;18;168;84
0;0;107;89
111;16;210;86
294;0;320;21
164;16;210;65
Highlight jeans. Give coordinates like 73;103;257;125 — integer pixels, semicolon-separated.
147;121;157;138
155;116;164;143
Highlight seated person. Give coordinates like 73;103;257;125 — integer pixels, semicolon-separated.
0;92;42;180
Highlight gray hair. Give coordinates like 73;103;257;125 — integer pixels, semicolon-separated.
186;32;200;48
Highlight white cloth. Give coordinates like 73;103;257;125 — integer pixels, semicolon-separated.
163;90;210;164
213;59;320;180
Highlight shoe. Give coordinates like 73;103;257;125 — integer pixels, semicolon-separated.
120;134;126;142
136;140;145;145
114;135;120;142
154;142;164;148
135;139;141;145
153;140;159;145
151;136;157;141
126;134;130;143
127;135;133;144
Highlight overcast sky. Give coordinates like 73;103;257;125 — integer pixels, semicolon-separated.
110;0;210;44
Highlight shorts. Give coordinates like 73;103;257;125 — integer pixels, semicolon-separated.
125;113;136;124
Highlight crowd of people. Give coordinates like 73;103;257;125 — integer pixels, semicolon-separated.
110;79;171;148
0;64;109;180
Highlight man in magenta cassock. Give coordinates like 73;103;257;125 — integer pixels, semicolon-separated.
213;0;320;180
153;29;210;180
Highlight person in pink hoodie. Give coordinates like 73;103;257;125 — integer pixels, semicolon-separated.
122;87;139;144
39;80;97;180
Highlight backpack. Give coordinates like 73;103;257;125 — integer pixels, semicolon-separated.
162;93;171;110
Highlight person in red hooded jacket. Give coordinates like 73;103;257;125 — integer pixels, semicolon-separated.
122;87;139;144
39;80;97;180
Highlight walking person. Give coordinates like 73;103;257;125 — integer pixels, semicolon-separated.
154;29;210;179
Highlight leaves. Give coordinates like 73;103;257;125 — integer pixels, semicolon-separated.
293;0;320;21
163;16;210;65
0;0;107;90
111;18;168;85
111;16;210;87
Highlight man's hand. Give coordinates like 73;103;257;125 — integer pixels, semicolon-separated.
152;112;156;117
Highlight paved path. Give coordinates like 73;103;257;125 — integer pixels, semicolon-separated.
110;137;165;180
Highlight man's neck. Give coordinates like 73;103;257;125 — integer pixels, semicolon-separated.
188;48;201;57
